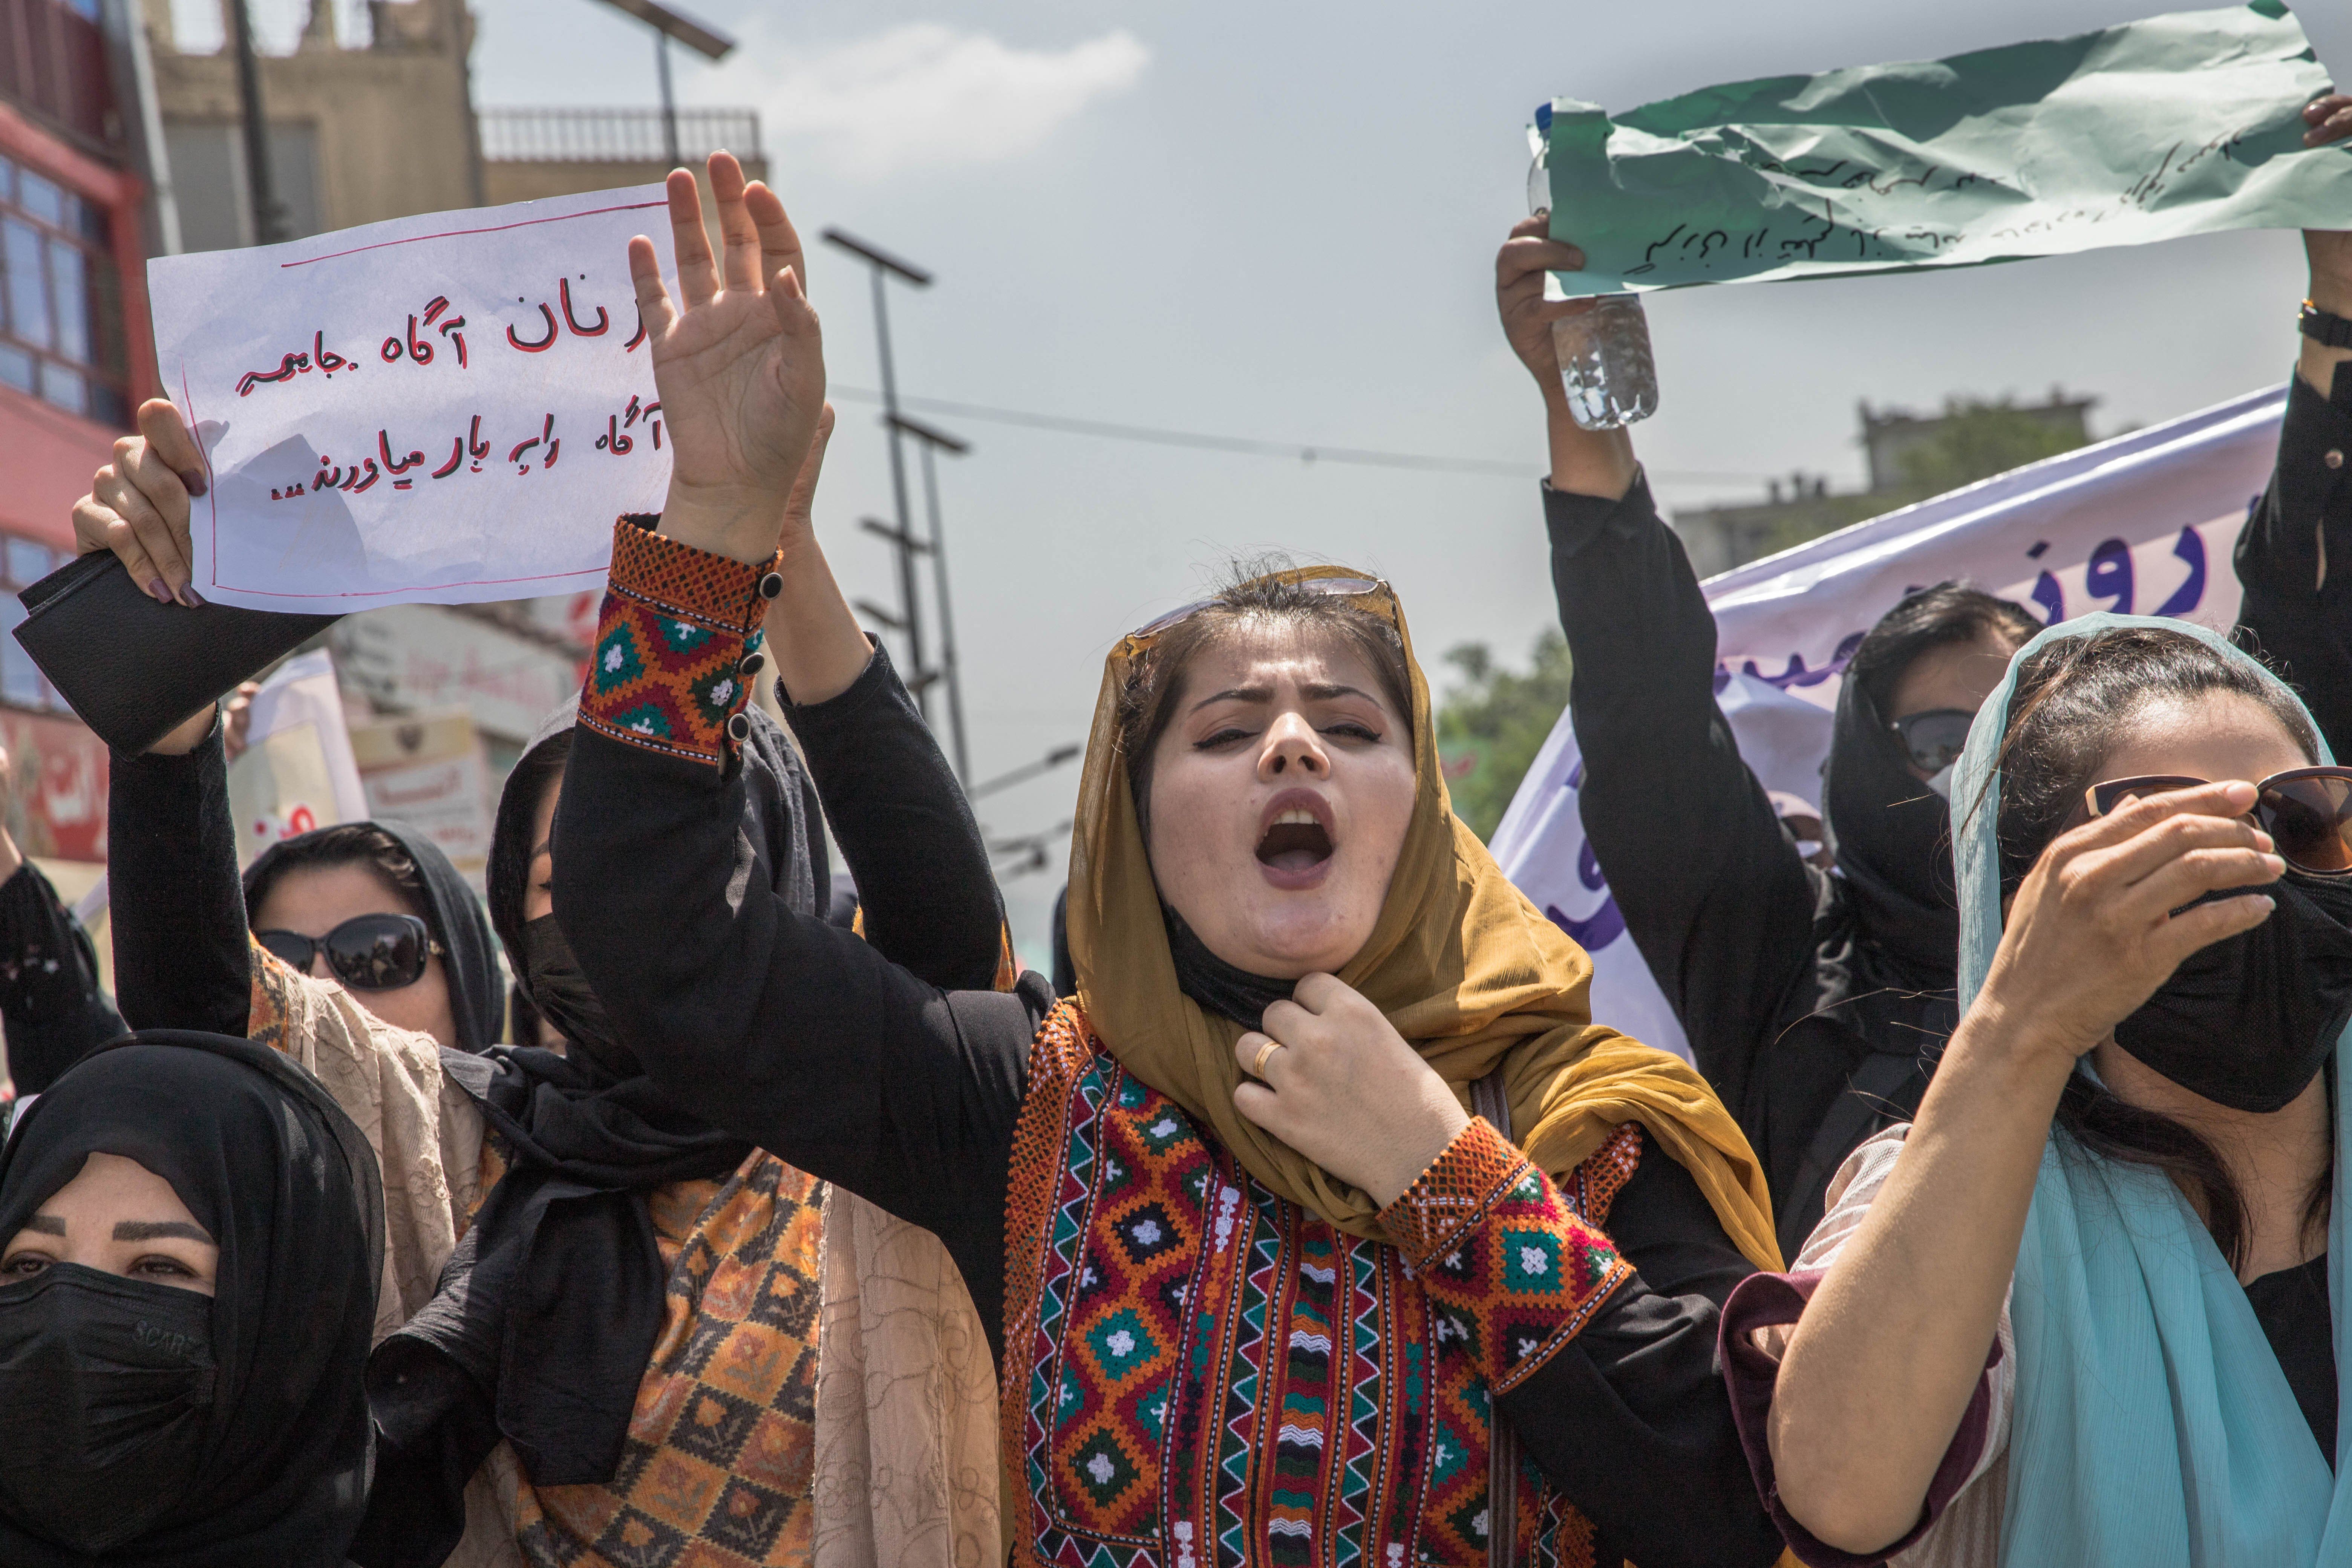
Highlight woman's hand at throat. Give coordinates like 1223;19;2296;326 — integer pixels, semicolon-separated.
1232;973;1470;1208
632;152;830;567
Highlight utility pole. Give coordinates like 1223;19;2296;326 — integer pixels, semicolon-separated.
851;516;933;706
654;32;680;166
225;0;285;245
888;412;971;781
821;228;936;715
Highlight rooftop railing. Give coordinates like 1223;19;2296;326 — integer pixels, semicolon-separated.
478;107;762;164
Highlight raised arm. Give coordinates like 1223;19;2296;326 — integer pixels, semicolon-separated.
1494;217;1820;1118
2235;189;2352;750
555;159;1045;1348
104;718;251;1038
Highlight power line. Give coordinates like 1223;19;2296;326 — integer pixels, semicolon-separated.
829;385;1766;486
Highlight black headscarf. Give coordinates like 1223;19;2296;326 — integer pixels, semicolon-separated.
243;819;505;1054
357;703;827;1564
1821;669;1959;984
0;1033;383;1567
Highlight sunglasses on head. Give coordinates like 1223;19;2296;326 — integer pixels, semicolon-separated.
1124;572;1390;647
255;913;443;990
1890;708;1975;774
2085;767;2352;875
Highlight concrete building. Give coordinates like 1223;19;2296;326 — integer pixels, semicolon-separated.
142;0;763;249
1;0;165;887
144;0;481;248
135;0;762;782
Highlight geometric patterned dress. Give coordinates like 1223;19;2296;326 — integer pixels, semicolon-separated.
1002;1004;1645;1568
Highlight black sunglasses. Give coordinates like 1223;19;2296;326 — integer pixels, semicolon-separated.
1890;708;1975;773
2086;767;2352;876
254;913;443;990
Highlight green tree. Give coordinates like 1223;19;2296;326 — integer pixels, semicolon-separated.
1436;629;1574;841
1888;397;2090;500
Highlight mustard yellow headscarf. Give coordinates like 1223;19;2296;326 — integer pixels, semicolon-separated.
1065;565;1781;1270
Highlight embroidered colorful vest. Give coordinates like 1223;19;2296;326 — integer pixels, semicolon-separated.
1001;1003;1639;1568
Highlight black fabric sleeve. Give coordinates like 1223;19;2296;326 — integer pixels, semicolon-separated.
106;726;253;1039
2234;363;2352;758
1498;1142;1780;1568
0;861;125;1093
555;719;1047;1357
781;641;1006;993
1544;475;1821;1124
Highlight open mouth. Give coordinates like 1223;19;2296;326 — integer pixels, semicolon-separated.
1256;793;1335;875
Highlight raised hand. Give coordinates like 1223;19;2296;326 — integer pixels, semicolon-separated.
632;153;828;565
1496;212;1591;394
72;399;207;606
1495;215;1636;500
2305;94;2352;321
2303;91;2352;149
1231;973;1471;1207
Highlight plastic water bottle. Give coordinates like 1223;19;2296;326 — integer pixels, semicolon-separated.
1527;152;1658;431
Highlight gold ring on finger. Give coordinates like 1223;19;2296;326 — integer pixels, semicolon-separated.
1251;1038;1283;1080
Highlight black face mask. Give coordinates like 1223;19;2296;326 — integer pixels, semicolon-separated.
521;913;639;1080
0;1263;216;1554
2113;874;2352;1112
1163;906;1295;1029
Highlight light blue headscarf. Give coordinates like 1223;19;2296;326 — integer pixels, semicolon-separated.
1948;611;2352;1566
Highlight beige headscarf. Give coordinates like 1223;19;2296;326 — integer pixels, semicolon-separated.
1066;564;1781;1270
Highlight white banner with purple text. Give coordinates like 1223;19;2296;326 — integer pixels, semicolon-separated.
1490;383;2285;1061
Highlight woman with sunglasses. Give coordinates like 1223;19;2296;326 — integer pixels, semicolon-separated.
79;156;1014;1568
547;169;1788;1568
1724;614;2352;1566
1496;99;2352;1269
242;820;502;1053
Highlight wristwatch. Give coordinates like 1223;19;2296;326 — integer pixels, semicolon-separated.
2302;300;2352;349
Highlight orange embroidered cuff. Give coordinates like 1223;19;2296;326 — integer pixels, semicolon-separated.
578;516;779;766
1379;1116;1634;1395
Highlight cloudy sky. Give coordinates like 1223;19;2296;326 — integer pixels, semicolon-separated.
455;0;2351;960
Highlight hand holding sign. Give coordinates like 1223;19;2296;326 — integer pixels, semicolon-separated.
73;402;211;606
632;156;831;567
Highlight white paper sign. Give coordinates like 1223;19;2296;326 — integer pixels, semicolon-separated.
148;186;678;614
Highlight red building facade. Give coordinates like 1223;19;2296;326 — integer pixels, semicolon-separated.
0;0;158;865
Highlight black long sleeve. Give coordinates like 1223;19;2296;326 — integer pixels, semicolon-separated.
2235;363;2352;756
0;861;125;1092
1501;1140;1781;1568
781;642;1007;993
562;634;1777;1566
1544;475;1824;1132
559;657;1048;1352
106;727;253;1039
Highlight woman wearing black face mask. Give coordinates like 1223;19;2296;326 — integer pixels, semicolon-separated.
1723;618;2352;1567
90;155;1018;1568
107;640;1007;1568
0;1032;382;1566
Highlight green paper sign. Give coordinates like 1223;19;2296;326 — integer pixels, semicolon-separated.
1536;1;2352;297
